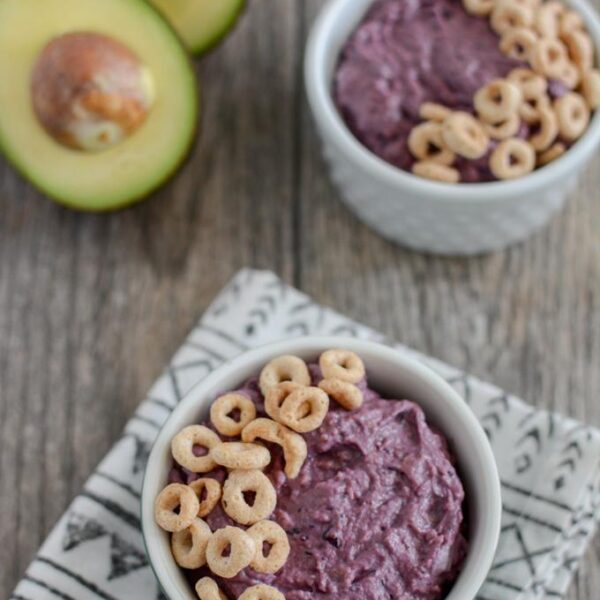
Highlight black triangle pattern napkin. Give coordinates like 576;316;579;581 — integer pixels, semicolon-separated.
12;269;600;600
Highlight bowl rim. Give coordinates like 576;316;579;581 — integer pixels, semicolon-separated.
141;336;502;600
304;0;600;202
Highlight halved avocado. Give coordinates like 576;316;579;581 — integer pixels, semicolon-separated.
0;0;199;211
149;0;245;55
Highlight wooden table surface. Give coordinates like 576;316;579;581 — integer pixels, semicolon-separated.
1;1;598;597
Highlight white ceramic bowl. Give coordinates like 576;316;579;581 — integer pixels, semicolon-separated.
305;0;600;255
142;337;501;600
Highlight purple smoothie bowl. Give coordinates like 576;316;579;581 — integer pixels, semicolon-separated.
141;337;501;600
304;0;600;255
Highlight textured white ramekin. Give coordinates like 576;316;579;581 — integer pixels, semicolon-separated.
305;0;600;255
142;337;501;599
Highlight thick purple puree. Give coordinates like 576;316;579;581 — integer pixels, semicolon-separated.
170;367;468;599
334;0;522;181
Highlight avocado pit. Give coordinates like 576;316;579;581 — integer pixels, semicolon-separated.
31;32;154;152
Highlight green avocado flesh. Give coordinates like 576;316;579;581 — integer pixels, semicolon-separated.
0;0;199;211
149;0;245;55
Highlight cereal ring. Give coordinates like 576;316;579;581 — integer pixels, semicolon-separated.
531;38;570;80
463;0;495;16
535;1;564;38
537;142;566;166
528;105;559;151
319;377;364;410
242;418;307;479
171;518;212;569
319;349;365;384
171;425;221;473
412;160;460;183
557;61;581;89
222;470;277;525
491;1;533;35
279;387;329;433
520;92;551;122
259;355;311;397
419;102;452;122
189;478;222;518
563;30;594;73
500;27;538;61
154;484;200;532
559;10;585;37
489;138;536;180
475;80;523;123
210;392;257;437
206;526;256;578
442;112;490;159
195;577;228;600
408;122;456;165
483;113;521;140
581;70;600;109
554;92;590;140
210;442;271;470
247;520;291;574
513;0;541;9
239;585;286;600
508;68;548;98
265;381;302;422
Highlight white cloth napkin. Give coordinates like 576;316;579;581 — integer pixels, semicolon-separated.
12;269;600;600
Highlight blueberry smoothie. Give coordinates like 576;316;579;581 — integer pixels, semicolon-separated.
334;0;523;181
170;366;468;599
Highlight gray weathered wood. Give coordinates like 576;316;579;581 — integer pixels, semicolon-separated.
0;0;598;597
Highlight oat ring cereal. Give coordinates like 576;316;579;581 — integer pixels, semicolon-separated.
528;106;559;151
560;10;585;36
508;68;547;98
210;442;271;470
531;38;571;80
563;30;594;72
259;355;311;397
408;122;456;165
171;425;221;473
520;92;551;122
500;27;538;61
189;478;222;518
463;0;495;16
238;585;286;600
582;70;600;110
210;392;257;437
154;483;200;532
206;526;256;578
411;161;460;183
483;113;521;140
279;386;329;433
247;520;291;573
535;0;564;37
442;112;490;159
537;142;566;166
241;418;307;479
554;92;590;140
489;138;536;180
195;577;228;600
475;80;522;123
222;469;277;525
319;377;364;411
171;518;212;569
319;349;365;384
491;1;534;34
419;102;452;122
265;381;302;422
